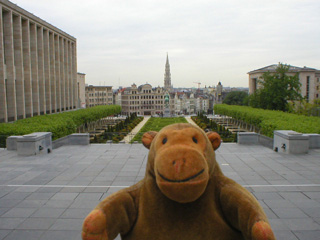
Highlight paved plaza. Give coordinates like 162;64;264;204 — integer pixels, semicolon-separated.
0;143;320;239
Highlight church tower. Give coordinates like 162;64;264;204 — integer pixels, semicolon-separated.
164;53;172;91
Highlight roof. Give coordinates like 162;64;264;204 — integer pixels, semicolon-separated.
118;88;126;93
137;84;152;91
248;64;320;74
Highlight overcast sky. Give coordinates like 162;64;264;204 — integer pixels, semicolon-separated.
12;0;320;89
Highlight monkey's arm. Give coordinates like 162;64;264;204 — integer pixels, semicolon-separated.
82;186;139;240
219;179;275;240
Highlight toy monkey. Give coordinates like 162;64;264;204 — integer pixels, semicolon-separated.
82;123;275;240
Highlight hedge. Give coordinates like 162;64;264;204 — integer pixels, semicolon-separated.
214;104;320;138
0;105;121;147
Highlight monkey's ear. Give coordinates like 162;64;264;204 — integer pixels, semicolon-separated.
142;131;158;149
206;132;221;150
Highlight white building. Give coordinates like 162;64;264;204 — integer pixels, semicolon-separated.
85;85;113;108
77;73;86;108
0;0;78;122
248;64;320;102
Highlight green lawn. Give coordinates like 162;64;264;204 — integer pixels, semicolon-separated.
131;117;188;143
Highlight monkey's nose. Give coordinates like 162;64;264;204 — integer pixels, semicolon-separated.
172;158;186;174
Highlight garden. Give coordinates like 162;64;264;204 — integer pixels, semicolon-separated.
191;113;237;142
130;117;188;143
214;104;320;138
0;105;121;148
91;113;143;143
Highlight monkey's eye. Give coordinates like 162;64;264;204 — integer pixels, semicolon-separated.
162;137;167;144
192;136;198;143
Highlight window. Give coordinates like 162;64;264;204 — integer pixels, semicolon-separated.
306;76;310;102
252;78;257;92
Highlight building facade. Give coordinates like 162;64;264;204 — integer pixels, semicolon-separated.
248;64;320;102
77;73;86;108
215;82;223;104
0;0;78;122
85;85;113;108
119;83;165;116
116;83;215;116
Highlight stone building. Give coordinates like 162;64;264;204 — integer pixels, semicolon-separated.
114;87;124;107
174;92;196;115
248;64;320;102
120;83;165;116
215;82;223;104
77;73;86;108
195;96;210;114
85;85;113;108
0;0;78;122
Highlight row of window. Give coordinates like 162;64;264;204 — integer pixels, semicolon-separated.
129;95;164;100
131;89;161;94
129;101;164;105
306;76;310;102
129;106;164;110
88;98;113;102
88;103;112;107
87;92;112;97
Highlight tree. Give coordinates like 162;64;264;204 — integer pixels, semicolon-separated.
248;63;302;111
289;99;320;116
223;91;248;106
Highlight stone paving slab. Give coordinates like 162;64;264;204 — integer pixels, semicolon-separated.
0;143;320;239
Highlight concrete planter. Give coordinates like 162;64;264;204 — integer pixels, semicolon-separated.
274;130;309;154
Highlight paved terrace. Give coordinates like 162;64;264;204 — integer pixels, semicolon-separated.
0;143;320;240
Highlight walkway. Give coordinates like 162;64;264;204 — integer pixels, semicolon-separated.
0;143;319;239
184;116;197;126
123;116;150;143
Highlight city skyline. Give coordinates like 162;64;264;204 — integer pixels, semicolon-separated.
11;0;320;88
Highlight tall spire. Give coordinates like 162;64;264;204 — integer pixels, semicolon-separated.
164;53;172;91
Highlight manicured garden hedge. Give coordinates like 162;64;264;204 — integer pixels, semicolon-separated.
214;104;320;137
0;105;121;147
131;117;188;143
191;114;237;142
92;113;144;143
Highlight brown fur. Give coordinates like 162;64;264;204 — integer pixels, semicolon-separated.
82;123;275;240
